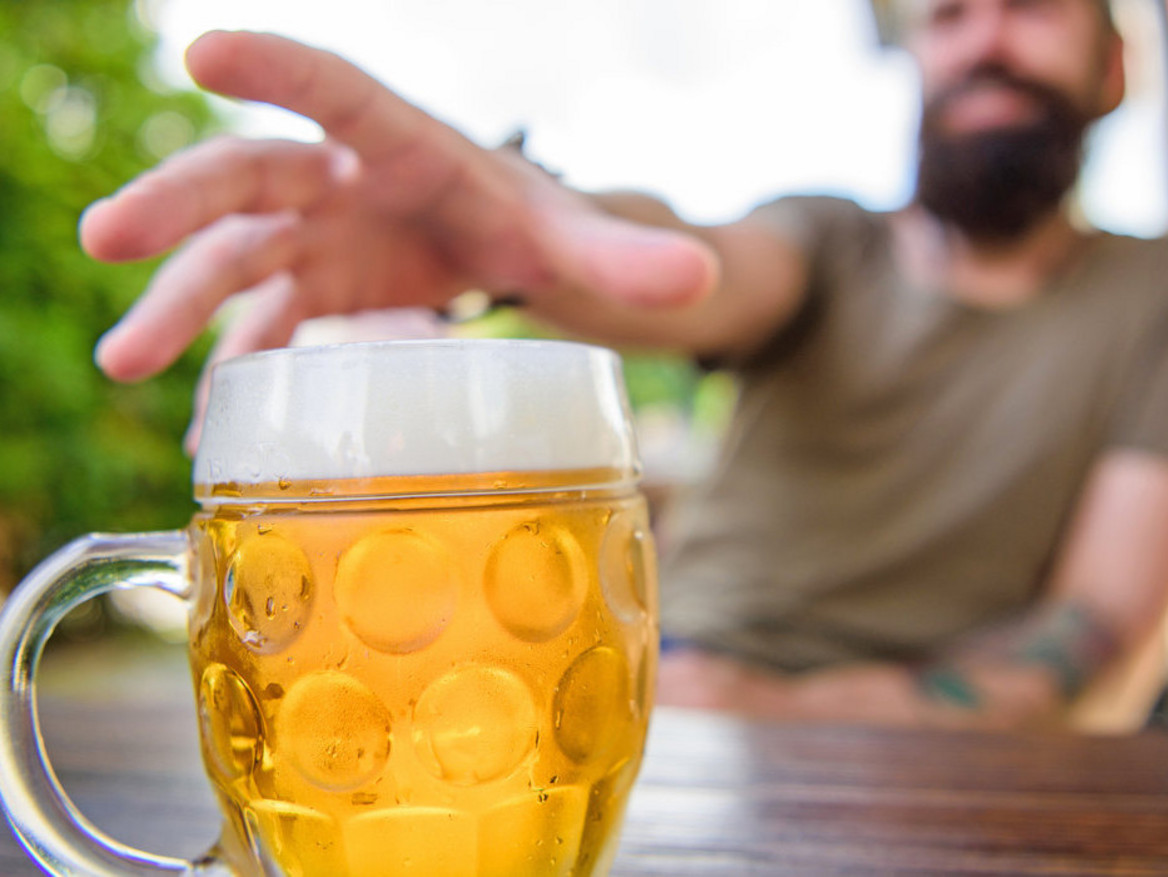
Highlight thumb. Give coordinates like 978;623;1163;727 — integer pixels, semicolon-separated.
541;209;720;308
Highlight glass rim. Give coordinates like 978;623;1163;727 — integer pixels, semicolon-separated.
210;336;613;371
193;338;641;500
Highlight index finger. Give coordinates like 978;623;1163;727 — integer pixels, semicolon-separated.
186;31;457;163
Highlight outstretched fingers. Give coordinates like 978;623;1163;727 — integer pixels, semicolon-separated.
186;31;455;165
95;212;302;381
80;137;349;262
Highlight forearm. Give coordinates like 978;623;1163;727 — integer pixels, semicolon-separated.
908;600;1123;728
659;601;1125;729
779;600;1124;729
764;661;1061;730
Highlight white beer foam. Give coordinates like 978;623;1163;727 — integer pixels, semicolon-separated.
193;339;639;489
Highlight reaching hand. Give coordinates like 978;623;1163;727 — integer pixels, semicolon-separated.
82;30;717;387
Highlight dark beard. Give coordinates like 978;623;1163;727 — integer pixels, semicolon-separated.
915;65;1090;243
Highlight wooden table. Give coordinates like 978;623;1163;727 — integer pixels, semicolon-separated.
3;640;1168;875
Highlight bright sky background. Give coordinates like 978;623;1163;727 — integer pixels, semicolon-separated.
142;0;1167;234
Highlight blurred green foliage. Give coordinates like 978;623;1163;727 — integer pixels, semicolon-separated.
0;0;215;586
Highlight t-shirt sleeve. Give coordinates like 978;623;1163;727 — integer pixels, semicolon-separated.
1109;308;1168;459
745;194;838;251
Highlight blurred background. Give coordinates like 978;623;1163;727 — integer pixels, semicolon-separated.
2;0;1166;636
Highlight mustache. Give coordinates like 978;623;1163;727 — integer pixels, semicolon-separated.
923;63;1084;129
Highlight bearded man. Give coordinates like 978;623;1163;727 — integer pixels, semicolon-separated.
83;0;1168;728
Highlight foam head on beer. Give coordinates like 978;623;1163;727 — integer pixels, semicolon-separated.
193;338;640;492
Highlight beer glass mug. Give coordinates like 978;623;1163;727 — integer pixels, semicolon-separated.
0;339;658;876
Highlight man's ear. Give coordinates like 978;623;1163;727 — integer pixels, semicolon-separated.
1097;32;1126;117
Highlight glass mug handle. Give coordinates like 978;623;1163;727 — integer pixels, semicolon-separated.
0;531;232;876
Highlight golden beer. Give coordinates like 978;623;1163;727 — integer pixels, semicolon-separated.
188;470;658;877
0;339;654;876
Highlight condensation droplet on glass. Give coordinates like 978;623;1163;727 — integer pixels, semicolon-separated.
242;630;265;647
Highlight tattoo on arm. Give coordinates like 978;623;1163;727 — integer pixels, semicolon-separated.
914;602;1121;710
1005;603;1120;700
915;664;982;709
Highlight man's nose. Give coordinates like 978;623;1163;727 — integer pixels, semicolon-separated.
958;6;1015;70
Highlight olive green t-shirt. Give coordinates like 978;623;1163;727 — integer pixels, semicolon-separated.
660;196;1168;671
